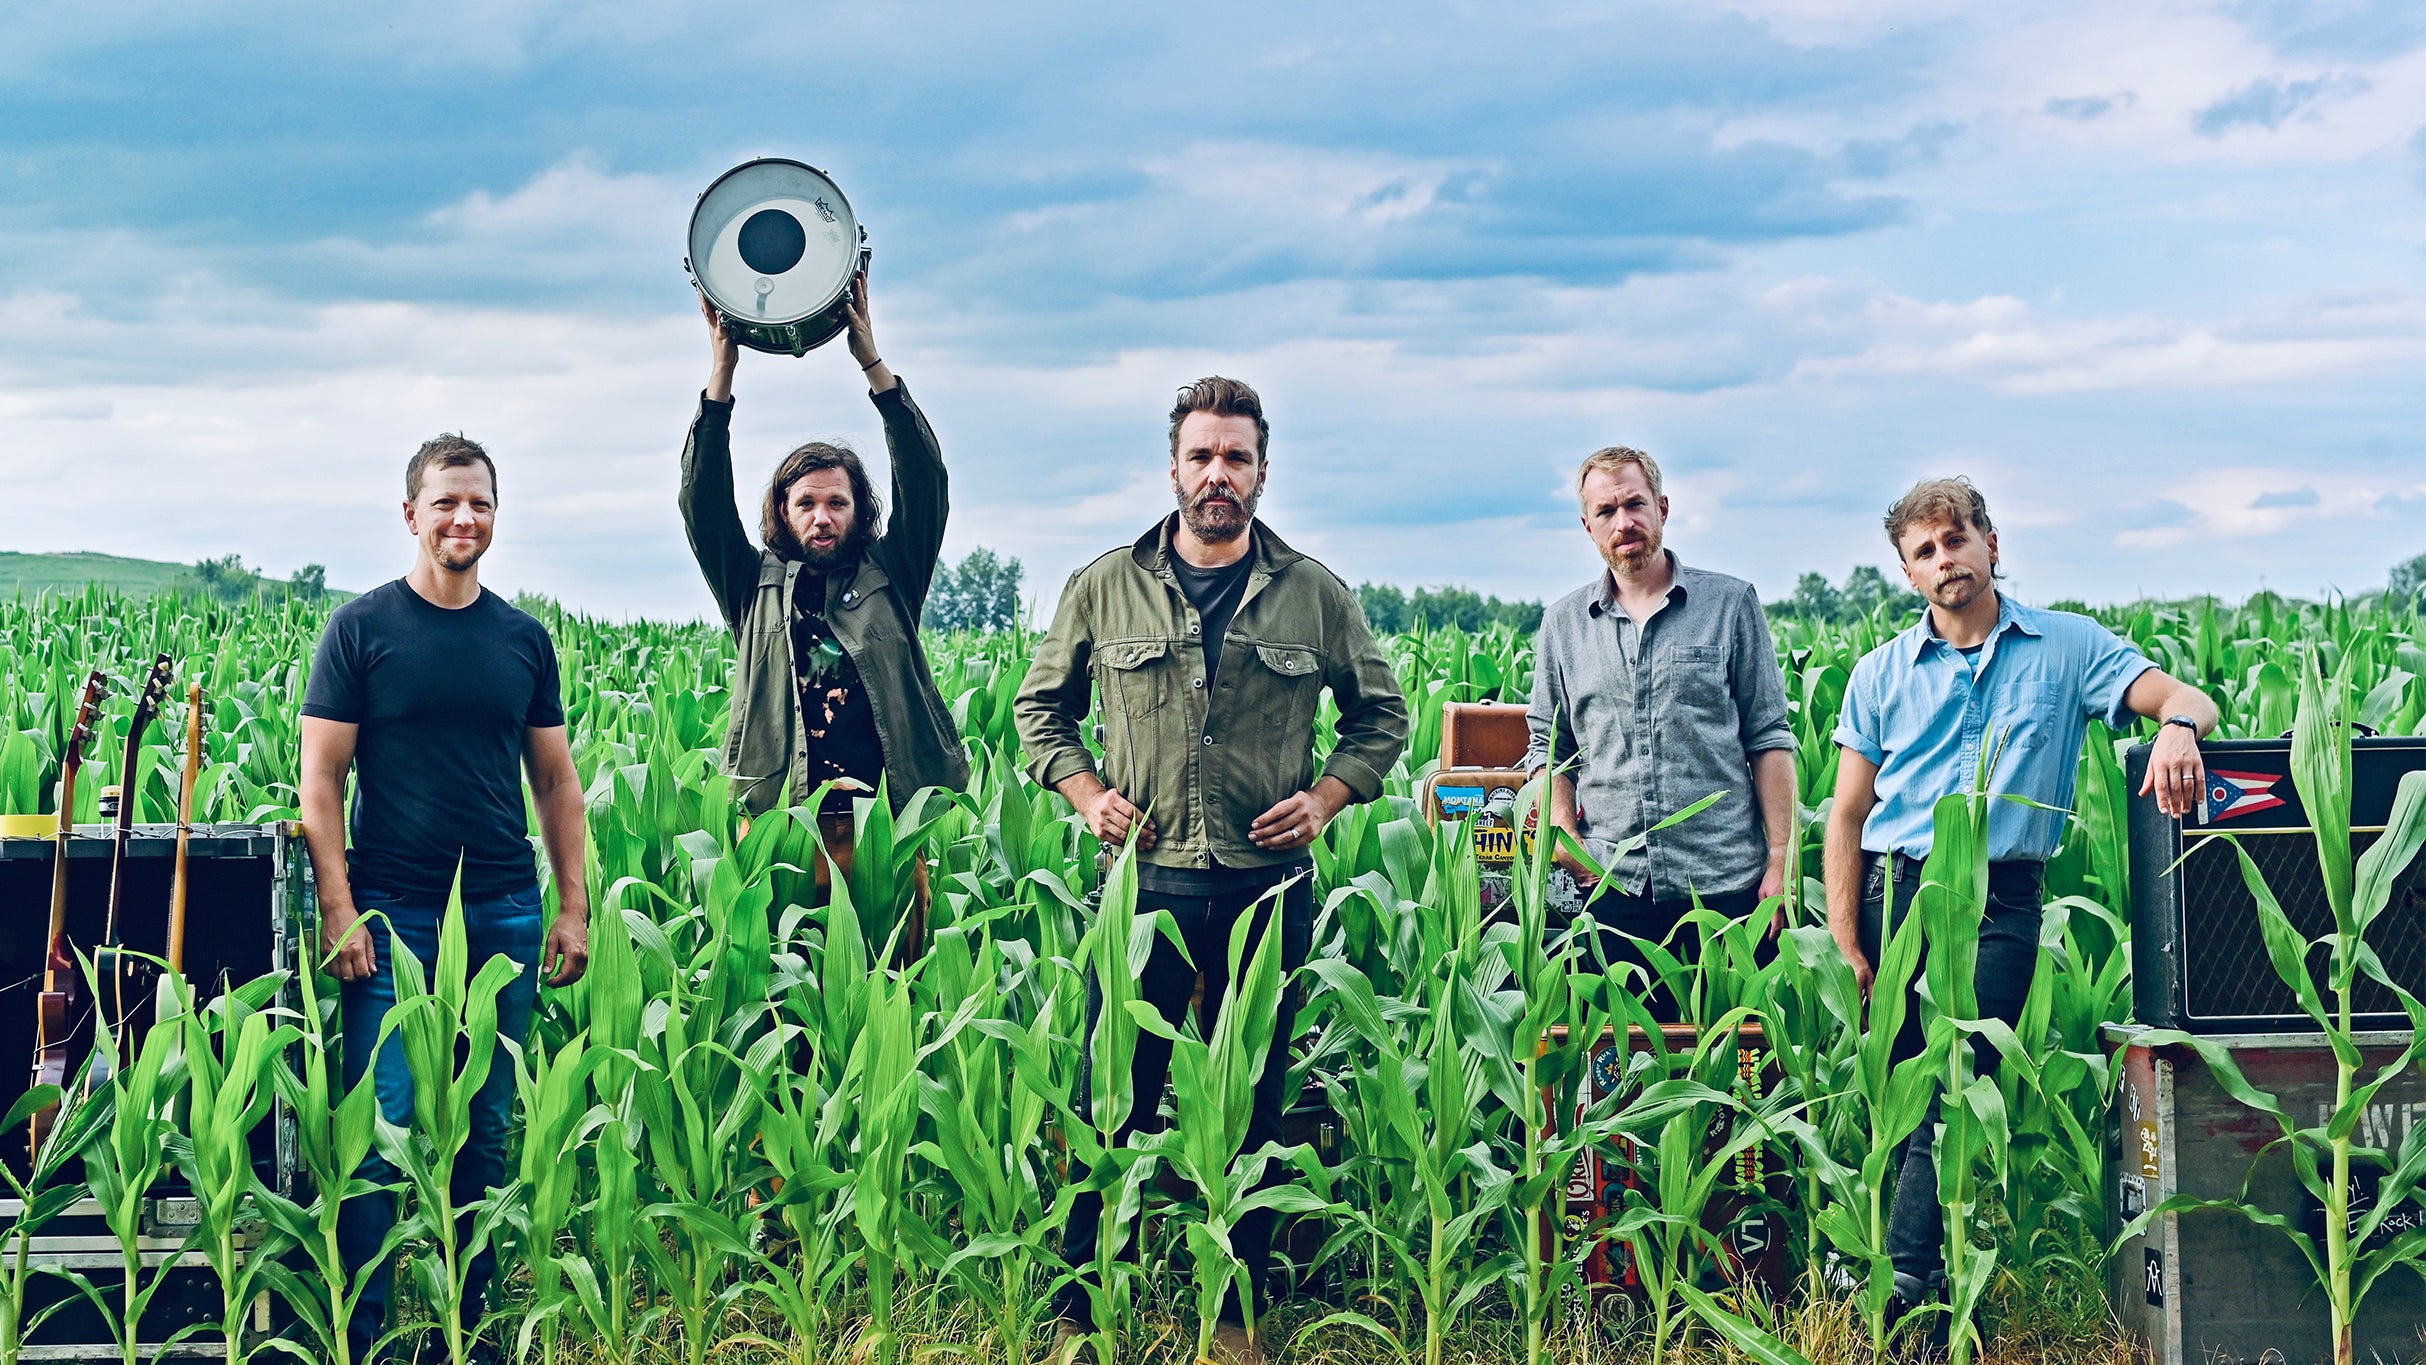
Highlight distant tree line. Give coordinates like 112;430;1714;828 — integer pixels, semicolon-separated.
1769;565;1925;623
926;548;1026;633
188;554;331;606
2391;550;2426;612
1355;583;1543;634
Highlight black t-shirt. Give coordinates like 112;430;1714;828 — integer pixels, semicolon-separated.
301;580;566;900
793;580;886;814
1172;550;1254;684
1143;546;1277;896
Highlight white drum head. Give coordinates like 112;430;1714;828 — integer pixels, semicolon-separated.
689;159;861;326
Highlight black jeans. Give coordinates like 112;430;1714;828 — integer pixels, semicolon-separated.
1858;852;2043;1292
1055;872;1314;1327
1576;885;1766;1024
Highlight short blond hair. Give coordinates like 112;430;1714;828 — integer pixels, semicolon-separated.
1884;477;1995;557
1576;446;1663;504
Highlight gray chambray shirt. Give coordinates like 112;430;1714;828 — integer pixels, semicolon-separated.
1524;554;1795;900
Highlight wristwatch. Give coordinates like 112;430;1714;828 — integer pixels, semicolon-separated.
2163;714;2200;735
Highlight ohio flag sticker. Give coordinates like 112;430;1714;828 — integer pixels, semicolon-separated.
2203;770;2287;823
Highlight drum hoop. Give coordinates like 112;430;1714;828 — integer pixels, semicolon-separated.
688;157;863;325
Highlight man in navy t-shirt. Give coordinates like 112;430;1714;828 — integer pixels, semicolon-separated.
299;433;591;1362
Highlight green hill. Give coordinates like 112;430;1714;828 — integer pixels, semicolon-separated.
0;551;347;603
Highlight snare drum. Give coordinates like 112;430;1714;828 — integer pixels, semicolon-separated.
686;157;870;357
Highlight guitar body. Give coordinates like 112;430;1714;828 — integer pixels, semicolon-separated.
27;671;105;1162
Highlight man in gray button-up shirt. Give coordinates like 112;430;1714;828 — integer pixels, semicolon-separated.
1525;446;1796;1016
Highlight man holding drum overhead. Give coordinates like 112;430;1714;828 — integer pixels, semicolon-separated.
678;269;969;952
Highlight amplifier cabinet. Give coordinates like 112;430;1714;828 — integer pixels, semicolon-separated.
2108;1025;2426;1364
0;822;309;1355
2127;737;2426;1032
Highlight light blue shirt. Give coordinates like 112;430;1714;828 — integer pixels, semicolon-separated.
1834;594;2156;861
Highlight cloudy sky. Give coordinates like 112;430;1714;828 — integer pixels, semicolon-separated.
3;1;2422;621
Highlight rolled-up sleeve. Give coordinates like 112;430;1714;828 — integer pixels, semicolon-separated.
1832;662;1886;766
1014;570;1102;791
1319;585;1409;803
1732;587;1796;754
2078;618;2159;730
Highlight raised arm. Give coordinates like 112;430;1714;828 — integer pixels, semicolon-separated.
680;293;765;630
854;272;950;617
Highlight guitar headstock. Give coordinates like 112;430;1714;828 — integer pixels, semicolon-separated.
62;671;106;780
128;654;175;738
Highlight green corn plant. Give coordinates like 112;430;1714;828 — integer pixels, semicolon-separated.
1303;953;1507;1365
2124;648;2426;1365
559;1115;646;1364
70;988;188;1365
501;1027;605;1365
256;918;408;1365
1124;884;1321;1360
1796;864;1931;1360
165;970;300;1365
382;886;526;1365
914;913;1070;1364
627;950;769;1365
0;1080;111;1360
1058;840;1159;1365
1601;1067;1770;1365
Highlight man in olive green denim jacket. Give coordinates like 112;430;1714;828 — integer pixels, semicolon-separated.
1016;376;1407;1362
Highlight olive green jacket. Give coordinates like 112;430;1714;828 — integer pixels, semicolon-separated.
1015;515;1409;872
679;383;971;815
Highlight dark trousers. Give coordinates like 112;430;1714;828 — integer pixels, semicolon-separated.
1577;885;1765;1023
1857;853;2043;1292
1055;873;1314;1327
338;882;544;1354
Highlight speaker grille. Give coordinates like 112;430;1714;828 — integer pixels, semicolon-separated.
2179;830;2426;1024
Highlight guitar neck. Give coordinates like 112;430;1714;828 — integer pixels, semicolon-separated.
43;767;77;993
168;688;204;974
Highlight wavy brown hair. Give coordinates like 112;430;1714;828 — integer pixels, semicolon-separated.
761;441;883;560
1167;376;1269;460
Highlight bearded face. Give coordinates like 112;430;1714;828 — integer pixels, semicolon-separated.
1170;411;1267;547
1579;466;1667;578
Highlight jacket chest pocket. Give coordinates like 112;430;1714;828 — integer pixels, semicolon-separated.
1245;643;1322;735
1101;639;1171;721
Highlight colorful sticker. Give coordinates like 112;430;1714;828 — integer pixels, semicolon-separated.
1436;785;1489;818
2203;769;2287;823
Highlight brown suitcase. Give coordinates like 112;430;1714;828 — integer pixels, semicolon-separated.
1440;701;1529;769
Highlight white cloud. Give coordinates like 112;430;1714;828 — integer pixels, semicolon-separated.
2113;467;2425;549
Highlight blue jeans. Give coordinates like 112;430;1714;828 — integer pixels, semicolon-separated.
336;882;543;1350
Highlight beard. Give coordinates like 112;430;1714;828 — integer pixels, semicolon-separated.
1598;526;1664;576
1179;481;1259;543
790;523;864;571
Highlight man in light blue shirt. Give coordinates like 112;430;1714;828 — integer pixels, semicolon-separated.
1824;476;2218;1331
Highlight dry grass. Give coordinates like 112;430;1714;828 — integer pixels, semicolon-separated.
484;1268;2146;1365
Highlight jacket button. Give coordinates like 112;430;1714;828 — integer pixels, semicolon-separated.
1188;623;1199;635
842;591;856;605
1202;734;1214;746
1191;678;1204;689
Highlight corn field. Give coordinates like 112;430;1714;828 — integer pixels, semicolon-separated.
1;584;2423;1364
